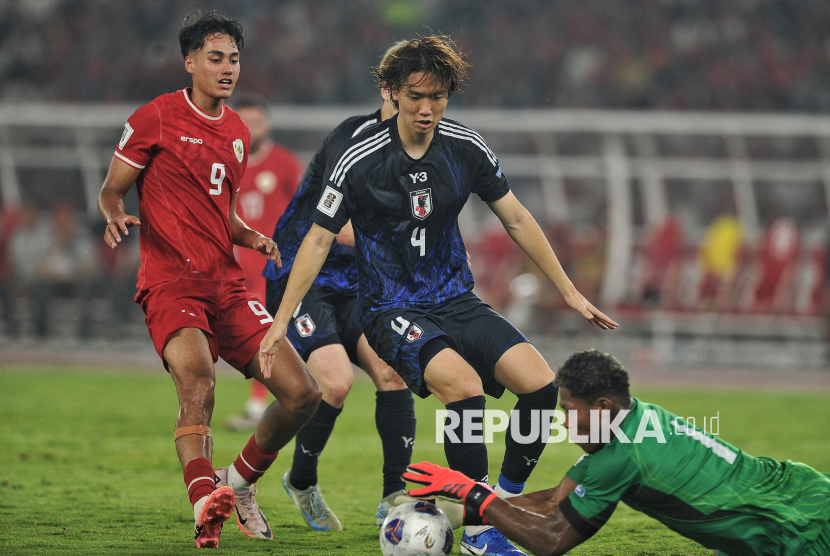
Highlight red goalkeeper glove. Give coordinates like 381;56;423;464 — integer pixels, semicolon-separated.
403;461;498;526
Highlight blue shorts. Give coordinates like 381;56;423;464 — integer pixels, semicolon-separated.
362;292;528;399
266;280;362;364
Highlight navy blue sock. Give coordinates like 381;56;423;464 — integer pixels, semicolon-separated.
376;389;417;497
290;400;342;490
444;395;489;483
500;382;559;484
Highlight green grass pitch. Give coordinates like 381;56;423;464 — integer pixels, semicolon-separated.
1;365;828;555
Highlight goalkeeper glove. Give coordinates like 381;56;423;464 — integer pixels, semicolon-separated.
403;461;498;526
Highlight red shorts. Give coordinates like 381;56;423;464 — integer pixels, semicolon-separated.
139;278;274;375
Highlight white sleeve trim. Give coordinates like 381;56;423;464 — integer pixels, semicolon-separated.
114;151;146;169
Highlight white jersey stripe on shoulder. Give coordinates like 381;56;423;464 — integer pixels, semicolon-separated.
439;130;497;167
330;129;389;183
441;122;496;162
330;128;389;181
330;131;389;184
330;130;390;184
114;151;146;169
440;121;496;157
351;119;378;138
440;120;484;139
335;137;391;187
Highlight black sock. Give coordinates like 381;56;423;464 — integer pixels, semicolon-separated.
376;389;417;497
444;395;489;483
501;381;559;484
289;400;342;490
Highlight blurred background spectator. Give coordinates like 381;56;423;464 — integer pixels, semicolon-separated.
0;206;21;337
1;0;829;112
10;204;97;338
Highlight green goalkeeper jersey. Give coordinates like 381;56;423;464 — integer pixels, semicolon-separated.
564;398;830;556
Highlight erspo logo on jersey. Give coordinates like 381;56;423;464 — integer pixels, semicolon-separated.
181;136;203;144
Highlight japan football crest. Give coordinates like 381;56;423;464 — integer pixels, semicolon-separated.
233;139;244;163
295;314;315;337
405;323;423;343
411;188;432;220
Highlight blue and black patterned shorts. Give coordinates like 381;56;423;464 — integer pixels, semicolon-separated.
267;280;362;364
363;292;528;399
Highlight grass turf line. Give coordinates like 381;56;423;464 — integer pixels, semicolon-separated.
0;366;828;555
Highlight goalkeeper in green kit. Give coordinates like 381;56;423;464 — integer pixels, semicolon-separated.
403;349;830;556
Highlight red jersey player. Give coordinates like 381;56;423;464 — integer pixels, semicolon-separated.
97;12;321;548
231;95;303;300
227;96;304;432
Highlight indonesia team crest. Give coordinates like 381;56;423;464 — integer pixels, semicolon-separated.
411;189;432;220
405;323;423;343
295;314;315;337
233;139;244;163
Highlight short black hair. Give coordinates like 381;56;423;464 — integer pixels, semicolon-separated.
372;35;471;109
232;93;270;113
178;10;244;58
554;350;631;405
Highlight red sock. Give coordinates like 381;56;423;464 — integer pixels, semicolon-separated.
251;380;268;401
234;435;278;483
183;457;215;505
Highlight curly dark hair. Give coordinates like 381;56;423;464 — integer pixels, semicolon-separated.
178;10;244;58
553;350;631;405
372;35;471;109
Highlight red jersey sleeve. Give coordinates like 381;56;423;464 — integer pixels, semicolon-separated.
114;103;162;169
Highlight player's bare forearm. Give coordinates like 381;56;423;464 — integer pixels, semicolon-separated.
488;193;618;330
98;157;142;248
274;223;334;326
489;193;574;295
506;486;562;516
230;214;264;248
228;194;262;247
482;498;586;556
259;224;334;375
98;186;126;222
229;195;280;264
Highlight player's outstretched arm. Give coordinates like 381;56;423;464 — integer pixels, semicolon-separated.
258;223;335;377
98;156;142;248
229;191;281;267
483;496;589;556
502;485;563;516
405;462;591;556
487;192;618;330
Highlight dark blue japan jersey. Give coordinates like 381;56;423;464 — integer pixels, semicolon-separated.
262;110;382;292
311;114;510;313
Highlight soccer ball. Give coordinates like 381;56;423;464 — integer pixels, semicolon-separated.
379;501;454;556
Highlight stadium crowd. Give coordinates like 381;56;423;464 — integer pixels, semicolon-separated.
0;203;141;339
1;0;829;341
1;0;829;111
0;201;825;341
